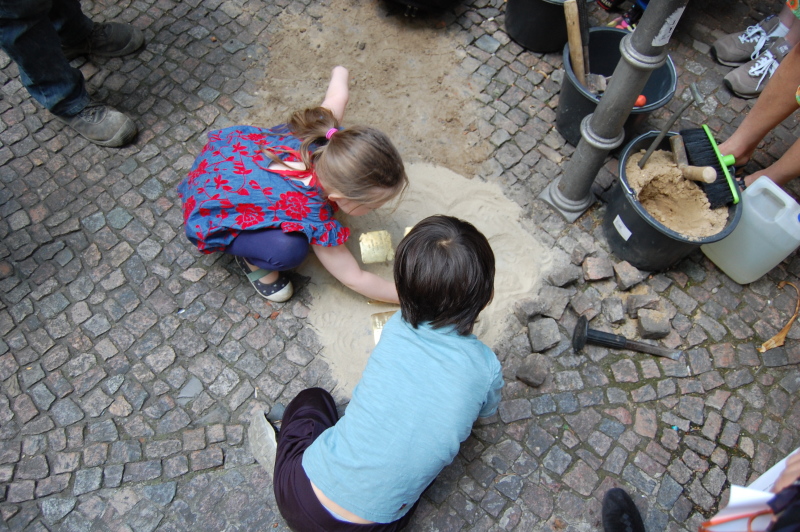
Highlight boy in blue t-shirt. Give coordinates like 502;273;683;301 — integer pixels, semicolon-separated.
253;215;504;531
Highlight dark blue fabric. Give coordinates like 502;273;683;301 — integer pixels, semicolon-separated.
226;228;310;272
274;388;418;532
0;0;91;115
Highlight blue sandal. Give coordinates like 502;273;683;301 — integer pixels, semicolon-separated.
234;256;293;302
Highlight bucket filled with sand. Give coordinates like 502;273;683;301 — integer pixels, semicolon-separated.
603;131;742;271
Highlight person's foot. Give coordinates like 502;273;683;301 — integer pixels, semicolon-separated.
602;488;646;532
711;15;780;67
723;37;792;99
234;256;294;302
717;139;753;168
55;102;137;147
62;22;145;60
248;412;278;475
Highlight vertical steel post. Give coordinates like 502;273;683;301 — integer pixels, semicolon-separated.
540;0;690;222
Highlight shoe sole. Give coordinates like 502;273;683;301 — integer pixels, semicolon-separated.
88;119;138;148
63;33;145;60
723;78;760;99
710;47;748;67
234;256;294;302
248;413;277;474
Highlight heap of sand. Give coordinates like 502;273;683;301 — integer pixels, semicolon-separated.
298;163;552;397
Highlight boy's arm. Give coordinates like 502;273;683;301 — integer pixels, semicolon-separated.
320;66;349;122
478;360;504;418
312;243;399;304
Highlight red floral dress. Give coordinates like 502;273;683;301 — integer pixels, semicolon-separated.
177;125;349;254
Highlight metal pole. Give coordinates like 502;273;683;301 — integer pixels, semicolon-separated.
540;0;690;222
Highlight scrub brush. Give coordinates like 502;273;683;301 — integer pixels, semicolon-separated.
680;124;739;209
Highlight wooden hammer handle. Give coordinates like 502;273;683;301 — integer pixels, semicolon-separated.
564;0;586;87
680;165;717;183
670;134;717;183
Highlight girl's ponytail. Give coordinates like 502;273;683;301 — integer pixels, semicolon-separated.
288;107;340;169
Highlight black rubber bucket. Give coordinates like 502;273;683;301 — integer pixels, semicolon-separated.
603;132;743;272
505;0;567;53
556;27;677;146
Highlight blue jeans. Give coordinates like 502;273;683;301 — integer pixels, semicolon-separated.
0;0;91;116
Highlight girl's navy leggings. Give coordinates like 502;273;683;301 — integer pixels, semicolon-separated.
226;228;309;272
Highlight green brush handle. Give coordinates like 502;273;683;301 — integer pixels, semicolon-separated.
702;124;740;204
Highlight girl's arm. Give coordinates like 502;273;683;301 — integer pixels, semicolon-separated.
312;243;399;304
321;66;349;122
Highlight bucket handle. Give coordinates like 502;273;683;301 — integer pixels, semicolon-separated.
621;176;634;197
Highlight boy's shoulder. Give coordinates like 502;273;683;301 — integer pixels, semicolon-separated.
388;315;496;357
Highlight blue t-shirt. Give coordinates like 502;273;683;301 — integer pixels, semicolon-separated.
302;312;504;523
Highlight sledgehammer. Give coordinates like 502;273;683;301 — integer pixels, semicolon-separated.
572;316;683;360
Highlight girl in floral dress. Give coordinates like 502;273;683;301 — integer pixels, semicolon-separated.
177;66;407;303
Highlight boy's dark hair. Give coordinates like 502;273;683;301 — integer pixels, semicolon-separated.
394;215;495;335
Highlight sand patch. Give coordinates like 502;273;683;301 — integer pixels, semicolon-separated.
298;163;551;397
626;149;729;239
249;0;491;178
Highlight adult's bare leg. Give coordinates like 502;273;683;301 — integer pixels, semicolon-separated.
719;44;800;185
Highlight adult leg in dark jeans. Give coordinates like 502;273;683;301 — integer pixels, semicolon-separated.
272;388;418;532
0;0;90;115
0;0;140;146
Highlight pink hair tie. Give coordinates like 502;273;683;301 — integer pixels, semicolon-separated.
325;128;338;140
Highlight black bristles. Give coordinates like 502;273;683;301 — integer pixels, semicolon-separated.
680;127;736;209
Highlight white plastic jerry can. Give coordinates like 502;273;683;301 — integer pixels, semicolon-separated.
701;176;800;284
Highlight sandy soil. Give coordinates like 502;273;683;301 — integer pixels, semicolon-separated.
626;149;729;239
241;0;553;397
299;163;551;397
250;0;491;178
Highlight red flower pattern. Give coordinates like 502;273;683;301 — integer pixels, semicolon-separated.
278;191;311;220
281;222;304;233
234;203;265;229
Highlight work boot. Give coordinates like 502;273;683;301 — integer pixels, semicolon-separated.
55;102;137;147
723;37;792;99
62;22;145;60
711;15;781;66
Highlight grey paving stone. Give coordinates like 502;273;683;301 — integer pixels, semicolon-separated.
72;467;102;496
542;446;572;475
50;399;84;427
40;496;77;525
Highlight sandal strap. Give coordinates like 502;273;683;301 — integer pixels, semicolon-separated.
245;268;273;282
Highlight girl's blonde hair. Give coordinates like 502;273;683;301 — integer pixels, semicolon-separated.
286;107;408;206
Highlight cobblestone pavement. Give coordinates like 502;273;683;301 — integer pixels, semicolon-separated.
1;0;800;530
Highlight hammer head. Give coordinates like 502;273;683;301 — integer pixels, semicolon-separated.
572;315;589;351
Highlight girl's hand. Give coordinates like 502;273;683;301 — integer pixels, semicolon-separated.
312;243;399;304
321;66;349;122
